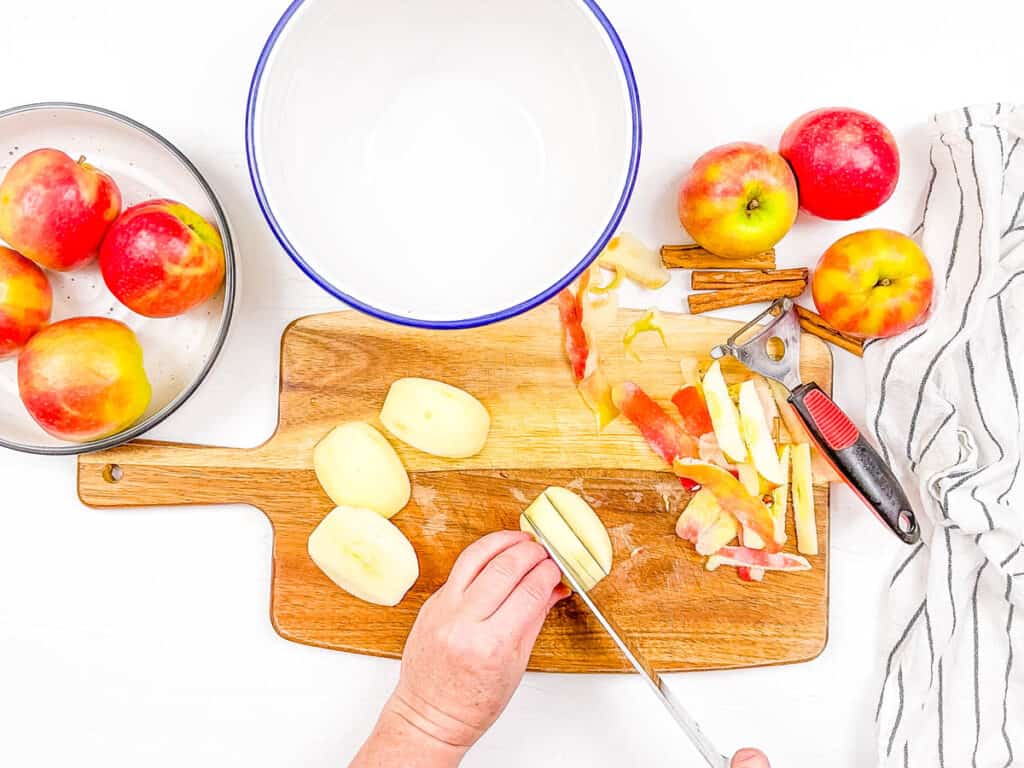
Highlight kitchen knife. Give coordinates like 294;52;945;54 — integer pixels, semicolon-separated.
522;509;729;768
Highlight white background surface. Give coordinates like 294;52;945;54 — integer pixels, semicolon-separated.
0;1;1021;766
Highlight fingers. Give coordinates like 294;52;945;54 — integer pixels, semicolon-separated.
463;540;550;619
489;558;564;639
445;531;532;593
731;748;770;768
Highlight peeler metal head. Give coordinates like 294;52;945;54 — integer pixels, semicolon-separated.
710;298;803;390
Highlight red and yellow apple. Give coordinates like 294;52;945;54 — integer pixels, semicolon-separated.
100;199;225;318
780;107;900;220
0;148;121;271
18;317;151;442
812;229;933;339
678;142;798;259
0;246;52;358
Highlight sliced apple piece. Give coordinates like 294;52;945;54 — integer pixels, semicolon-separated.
308;506;419;606
520;487;612;592
313;422;410;518
706;545;811;573
596;232;670;289
622;309;667;361
792;442;818;555
702;361;747;463
381;377;490;459
697;432;736;472
673;459;781;552
736;462;765;550
738;379;786;485
770;445;791;546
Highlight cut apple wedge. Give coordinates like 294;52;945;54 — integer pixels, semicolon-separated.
771;445;791;546
792;442;818;556
697;432;737;472
738;380;786;485
520;486;612;592
596;232;670;289
313;422;410;518
672;459;781;552
706;545;811;573
702;361;747;463
308;506;419;607
675;488;740;556
736;463;765;550
381;377;490;459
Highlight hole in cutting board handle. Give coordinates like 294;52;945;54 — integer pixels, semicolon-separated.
103;464;124;483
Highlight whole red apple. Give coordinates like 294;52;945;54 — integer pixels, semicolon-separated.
0;148;122;271
18;317;151;442
100;199;226;318
678;142;798;259
780;108;899;220
0;246;52;358
812;229;932;338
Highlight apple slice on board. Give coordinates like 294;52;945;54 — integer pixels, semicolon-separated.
792;443;818;556
520;487;613;592
313;422;410;518
771;445;791;546
736;463;766;550
739;379;786;485
307;506;420;607
381;377;490;459
702;360;747;462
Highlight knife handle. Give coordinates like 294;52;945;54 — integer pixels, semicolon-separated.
788;382;919;545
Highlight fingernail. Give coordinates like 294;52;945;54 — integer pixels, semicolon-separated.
732;748;766;768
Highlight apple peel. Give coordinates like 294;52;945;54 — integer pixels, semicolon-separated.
672;385;714;437
672;458;781;552
622;309;667;361
706;545;811;573
613;381;699;491
596;232;670;289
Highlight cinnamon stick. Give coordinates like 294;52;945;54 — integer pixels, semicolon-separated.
687;280;805;314
662;244;775;270
691;268;809;290
795;305;864;357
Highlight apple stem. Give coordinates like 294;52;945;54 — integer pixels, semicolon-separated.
77;155;87;165
747;199;760;211
879;278;892;287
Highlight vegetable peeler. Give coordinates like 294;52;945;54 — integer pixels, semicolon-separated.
710;298;919;545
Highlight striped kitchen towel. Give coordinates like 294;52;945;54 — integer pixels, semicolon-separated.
867;104;1024;767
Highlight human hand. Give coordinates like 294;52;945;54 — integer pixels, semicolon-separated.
383;531;570;754
731;747;770;767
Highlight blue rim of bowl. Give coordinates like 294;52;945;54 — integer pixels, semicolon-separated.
0;101;236;456
245;0;641;330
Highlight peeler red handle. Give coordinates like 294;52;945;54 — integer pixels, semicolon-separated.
788;382;919;545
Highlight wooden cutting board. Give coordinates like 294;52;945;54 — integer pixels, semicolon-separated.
77;303;832;672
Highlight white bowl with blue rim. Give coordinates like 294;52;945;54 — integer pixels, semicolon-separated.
246;0;640;329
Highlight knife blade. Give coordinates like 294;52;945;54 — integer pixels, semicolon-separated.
522;509;729;768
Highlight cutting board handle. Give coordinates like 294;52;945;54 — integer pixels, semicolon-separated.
77;439;260;508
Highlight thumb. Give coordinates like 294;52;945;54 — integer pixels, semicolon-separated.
731;748;770;768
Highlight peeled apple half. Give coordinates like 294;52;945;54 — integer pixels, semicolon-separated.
308;506;419;607
519;486;613;592
313;422;410;518
381;377;490;459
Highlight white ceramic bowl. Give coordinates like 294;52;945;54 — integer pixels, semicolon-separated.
0;103;235;455
247;0;640;328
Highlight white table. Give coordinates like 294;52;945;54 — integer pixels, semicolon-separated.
1;1;1019;765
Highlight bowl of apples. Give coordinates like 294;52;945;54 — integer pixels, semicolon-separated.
0;102;235;455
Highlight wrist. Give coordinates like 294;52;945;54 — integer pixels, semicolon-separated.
359;695;469;768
